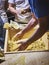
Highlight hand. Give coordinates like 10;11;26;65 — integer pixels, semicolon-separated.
15;39;29;51
12;31;23;41
18;41;29;51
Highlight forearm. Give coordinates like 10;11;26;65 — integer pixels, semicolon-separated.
8;3;17;15
21;17;38;34
26;21;48;45
9;6;17;15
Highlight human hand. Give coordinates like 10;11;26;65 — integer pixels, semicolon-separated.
15;38;29;51
12;31;23;41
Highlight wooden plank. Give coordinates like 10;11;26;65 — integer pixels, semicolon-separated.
4;30;8;53
0;52;49;65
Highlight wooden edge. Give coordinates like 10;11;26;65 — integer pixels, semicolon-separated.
4;30;8;53
4;50;49;54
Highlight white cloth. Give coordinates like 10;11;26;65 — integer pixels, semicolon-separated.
8;0;32;23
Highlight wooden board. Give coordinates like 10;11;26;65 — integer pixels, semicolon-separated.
0;52;49;65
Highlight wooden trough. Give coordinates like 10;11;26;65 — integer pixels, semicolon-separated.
4;23;49;53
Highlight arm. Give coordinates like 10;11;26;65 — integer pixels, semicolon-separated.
8;3;17;15
21;15;38;34
17;17;48;50
12;14;38;40
25;17;48;45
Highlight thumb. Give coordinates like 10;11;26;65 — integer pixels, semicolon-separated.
14;38;28;44
12;34;18;41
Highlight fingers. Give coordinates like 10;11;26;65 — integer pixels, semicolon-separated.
17;45;26;51
17;42;29;51
18;44;28;51
12;31;21;41
12;34;17;41
14;38;28;44
12;33;20;41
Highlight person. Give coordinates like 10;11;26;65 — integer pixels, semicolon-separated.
11;0;49;51
0;0;8;49
8;0;32;24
